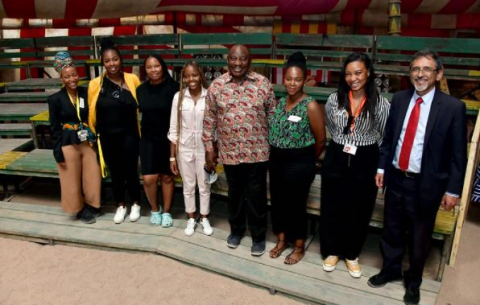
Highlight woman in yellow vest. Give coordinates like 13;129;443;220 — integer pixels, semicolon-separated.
88;39;142;224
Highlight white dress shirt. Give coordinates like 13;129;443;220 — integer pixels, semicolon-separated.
392;88;435;173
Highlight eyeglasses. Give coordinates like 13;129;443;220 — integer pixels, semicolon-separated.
410;66;439;74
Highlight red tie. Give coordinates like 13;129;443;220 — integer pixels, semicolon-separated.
398;97;423;171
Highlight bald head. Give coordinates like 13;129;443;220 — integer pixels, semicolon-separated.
227;44;251;83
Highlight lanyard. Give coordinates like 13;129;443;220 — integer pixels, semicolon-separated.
347;91;367;134
68;93;82;127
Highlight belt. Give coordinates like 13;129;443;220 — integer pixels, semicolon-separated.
394;168;420;178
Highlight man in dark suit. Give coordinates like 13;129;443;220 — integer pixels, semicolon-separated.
368;50;467;305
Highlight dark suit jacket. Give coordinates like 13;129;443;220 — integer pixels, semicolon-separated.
378;88;467;213
48;86;89;163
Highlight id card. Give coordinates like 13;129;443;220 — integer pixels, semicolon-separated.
79;97;85;108
343;143;357;155
78;129;88;142
287;115;302;122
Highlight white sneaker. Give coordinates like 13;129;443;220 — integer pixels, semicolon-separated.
184;218;196;236
113;206;127;224
129;203;141;222
200;217;213;236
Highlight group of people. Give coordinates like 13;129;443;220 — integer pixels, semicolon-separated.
49;40;467;305
49;40;213;236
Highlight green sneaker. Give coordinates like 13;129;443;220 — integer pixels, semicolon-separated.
150;211;162;225
161;213;173;227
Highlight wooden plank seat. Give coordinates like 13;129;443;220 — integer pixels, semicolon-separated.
0;104;47;122
0;148;456;280
0;123;32;137
0;92;52;102
374;36;480;82
180;33;273;56
0;138;34;155
4;78;88;92
275;34;374;60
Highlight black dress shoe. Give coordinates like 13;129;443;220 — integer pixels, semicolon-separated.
368;273;403;288
403;287;420;305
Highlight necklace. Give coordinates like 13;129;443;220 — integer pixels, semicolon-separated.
108;76;124;89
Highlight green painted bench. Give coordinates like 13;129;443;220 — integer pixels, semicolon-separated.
374;36;480;82
0;104;47;122
274;33;374;69
0;91;52;102
0;123;32;137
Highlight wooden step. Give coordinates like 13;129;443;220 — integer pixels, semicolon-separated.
0;201;439;305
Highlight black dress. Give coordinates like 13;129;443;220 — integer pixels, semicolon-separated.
137;79;179;175
96;77;140;203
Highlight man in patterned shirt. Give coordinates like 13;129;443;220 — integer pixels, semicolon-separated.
203;44;276;256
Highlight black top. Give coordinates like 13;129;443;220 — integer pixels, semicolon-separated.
96;77;138;137
136;79;179;140
48;86;89;163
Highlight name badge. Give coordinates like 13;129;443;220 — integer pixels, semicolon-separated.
343;143;357;155
79;98;85;108
287;115;302;122
78;129;88;142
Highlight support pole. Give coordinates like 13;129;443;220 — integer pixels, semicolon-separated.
388;0;402;36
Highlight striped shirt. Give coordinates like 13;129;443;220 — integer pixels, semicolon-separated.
326;92;390;147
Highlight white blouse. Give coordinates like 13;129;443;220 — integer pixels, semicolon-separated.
168;87;208;152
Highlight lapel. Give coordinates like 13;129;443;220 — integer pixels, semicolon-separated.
423;89;442;148
393;89;414;146
61;88;73;107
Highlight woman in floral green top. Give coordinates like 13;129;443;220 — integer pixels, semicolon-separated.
268;52;326;264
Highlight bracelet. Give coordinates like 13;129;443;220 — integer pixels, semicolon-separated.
169;157;176;161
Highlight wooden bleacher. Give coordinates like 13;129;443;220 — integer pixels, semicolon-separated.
0;32;477;286
0;147;458;280
1;33;478;82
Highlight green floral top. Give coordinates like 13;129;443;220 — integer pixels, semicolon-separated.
269;95;315;149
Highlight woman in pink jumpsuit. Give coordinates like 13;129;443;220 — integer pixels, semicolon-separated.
168;61;213;237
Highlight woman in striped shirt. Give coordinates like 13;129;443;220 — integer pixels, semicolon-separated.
320;53;390;278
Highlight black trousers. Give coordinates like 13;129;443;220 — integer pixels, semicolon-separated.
380;169;438;289
224;162;268;243
320;142;379;260
269;146;316;241
101;132;140;204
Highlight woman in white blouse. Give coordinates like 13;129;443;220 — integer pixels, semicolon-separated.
168;61;213;237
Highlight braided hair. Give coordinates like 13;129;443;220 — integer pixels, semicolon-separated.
175;60;208;155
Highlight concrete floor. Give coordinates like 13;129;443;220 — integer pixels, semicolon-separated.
3;177;480;304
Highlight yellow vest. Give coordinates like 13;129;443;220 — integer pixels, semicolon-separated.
87;72;141;178
88;71;142;136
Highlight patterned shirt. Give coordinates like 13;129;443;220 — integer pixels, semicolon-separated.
269;95;316;149
202;71;277;165
326;92;390;146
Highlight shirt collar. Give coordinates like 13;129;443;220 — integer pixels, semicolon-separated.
413;87;435;107
184;87;207;99
225;71;256;84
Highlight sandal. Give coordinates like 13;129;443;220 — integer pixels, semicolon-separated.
269;241;289;259
284;247;305;265
161;213;173;228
